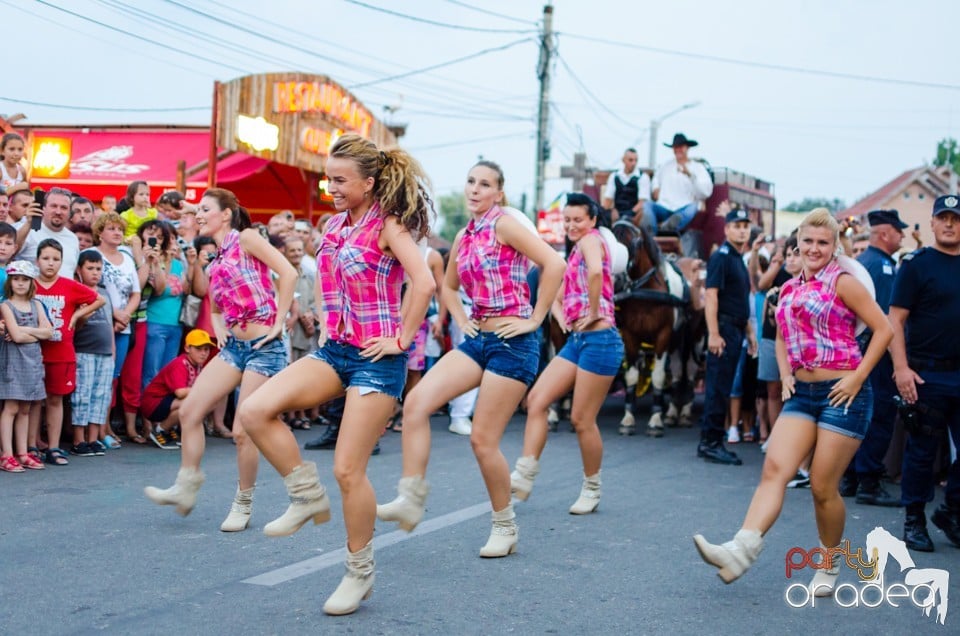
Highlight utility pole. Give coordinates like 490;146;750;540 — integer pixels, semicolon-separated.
534;3;554;212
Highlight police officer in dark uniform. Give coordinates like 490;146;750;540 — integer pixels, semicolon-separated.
889;194;960;551
698;207;756;465
839;209;907;505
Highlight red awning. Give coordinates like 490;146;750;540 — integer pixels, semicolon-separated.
25;127;326;216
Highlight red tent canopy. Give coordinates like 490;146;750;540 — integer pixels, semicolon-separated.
26;127;324;218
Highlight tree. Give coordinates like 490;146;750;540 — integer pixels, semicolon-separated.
933;137;960;175
437;192;469;243
782;197;846;213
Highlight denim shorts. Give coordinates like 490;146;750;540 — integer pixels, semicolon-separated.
310;339;407;401
218;335;288;378
781;378;874;440
557;327;624;376
457;331;540;386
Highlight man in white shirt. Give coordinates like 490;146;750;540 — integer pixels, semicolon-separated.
601;147;651;225
644;133;713;234
29;187;80;276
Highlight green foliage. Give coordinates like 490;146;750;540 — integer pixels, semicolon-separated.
782;197;846;213
933;138;960;174
438;192;469;243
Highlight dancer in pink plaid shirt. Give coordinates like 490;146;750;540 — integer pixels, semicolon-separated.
378;160;566;559
238;134;435;616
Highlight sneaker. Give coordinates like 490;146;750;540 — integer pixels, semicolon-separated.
70;442;96;457
149;429;177;450
89;440;106;456
169;428;181;447
787;470;811;489
760;439;769;454
726;427;740;444
449;417;472;436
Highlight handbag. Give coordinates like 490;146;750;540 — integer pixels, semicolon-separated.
179;294;202;328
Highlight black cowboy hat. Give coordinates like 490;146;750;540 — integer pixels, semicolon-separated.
664;133;698;148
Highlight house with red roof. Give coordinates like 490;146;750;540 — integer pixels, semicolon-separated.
840;166;954;247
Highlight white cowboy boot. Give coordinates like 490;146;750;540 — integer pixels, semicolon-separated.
376;476;429;532
510;456;540;502
479;505;519;558
323;542;375;616
264;462;331;537
144;467;205;516
693;529;763;583
569;471;601;515
809;542;843;597
220;483;255;532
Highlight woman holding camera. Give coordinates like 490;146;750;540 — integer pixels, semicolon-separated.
693;209;892;597
137;220;189;444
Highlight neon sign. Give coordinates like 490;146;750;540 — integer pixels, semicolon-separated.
272;81;373;137
31;138;72;178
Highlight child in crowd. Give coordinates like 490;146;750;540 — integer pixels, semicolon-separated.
120;181;157;239
0;261;53;472
31;239;105;466
0;132;26;191
70;250;116;457
142;329;214;450
0;222;19;292
73;223;94;251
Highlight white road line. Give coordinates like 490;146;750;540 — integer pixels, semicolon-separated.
243;501;491;586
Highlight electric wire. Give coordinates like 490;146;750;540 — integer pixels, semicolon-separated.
345;0;536;34
0;97;208;112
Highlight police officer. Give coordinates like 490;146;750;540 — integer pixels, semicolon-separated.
698;206;756;465
839;209;906;505
601;148;650;225
889;194;960;551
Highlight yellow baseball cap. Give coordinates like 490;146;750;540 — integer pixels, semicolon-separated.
184;329;215;348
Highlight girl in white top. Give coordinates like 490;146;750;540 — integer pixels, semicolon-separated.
0;133;27;191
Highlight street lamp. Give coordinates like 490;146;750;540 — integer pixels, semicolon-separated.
648;101;701;169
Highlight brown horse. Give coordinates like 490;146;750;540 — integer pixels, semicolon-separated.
612;222;704;436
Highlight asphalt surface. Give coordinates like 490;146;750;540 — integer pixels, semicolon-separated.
1;402;957;635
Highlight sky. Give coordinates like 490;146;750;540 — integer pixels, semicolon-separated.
3;0;959;212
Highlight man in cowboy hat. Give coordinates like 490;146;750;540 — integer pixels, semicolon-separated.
643;132;713;235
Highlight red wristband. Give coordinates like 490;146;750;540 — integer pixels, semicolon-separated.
397;337;408;352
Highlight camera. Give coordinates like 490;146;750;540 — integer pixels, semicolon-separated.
892;395;919;433
147;237;158;248
177;237;188;249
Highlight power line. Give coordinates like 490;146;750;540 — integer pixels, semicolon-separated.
34;0;250;74
345;0;535;34
559;31;960;92
350;38;534;89
0;97;208;112
407;131;533;152
441;0;538;26
556;54;637;132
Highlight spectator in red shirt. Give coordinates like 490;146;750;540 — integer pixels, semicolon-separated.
142;329;215;449
31;238;105;465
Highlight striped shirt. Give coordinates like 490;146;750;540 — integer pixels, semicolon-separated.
457;205;531;320
208;229;277;330
776;259;861;373
563;229;615;326
318;204;403;348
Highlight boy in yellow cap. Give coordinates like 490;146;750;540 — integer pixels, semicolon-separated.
143;329;214;449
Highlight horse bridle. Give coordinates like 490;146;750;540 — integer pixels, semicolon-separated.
612;220;659;287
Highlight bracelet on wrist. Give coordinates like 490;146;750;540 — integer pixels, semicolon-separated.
396;337;408;352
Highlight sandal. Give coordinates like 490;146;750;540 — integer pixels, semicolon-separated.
289;418;312;431
27;446;43;461
386;413;403;433
126;434;147;445
16;453;44;470
742;431;756;443
1;455;24;473
44;448;70;466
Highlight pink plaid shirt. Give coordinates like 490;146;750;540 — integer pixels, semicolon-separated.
776;259;862;373
318;204;403;348
208;230;277;330
457;205;531;320
563;229;615;326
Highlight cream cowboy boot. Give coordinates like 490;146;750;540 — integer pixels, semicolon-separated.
569;471;601;515
376;476;429;532
264;462;331;537
323;542;375;616
220;483;255;532
510;456;540;502
144;467;205;516
693;529;764;583
479;505;519;558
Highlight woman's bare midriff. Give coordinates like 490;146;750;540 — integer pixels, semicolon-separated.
477;315;525;332
575;319;613;333
230;321;272;341
794;367;854;383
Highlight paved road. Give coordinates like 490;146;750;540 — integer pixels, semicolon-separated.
1;403;956;635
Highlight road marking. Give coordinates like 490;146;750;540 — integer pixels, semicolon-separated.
243;502;491;586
